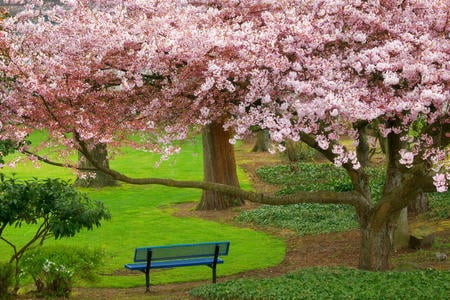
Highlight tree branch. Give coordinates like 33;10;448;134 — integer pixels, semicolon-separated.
74;135;362;207
19;149;96;172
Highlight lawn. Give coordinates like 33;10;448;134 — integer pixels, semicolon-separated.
0;133;285;289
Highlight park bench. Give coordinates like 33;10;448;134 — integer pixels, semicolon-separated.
124;241;230;292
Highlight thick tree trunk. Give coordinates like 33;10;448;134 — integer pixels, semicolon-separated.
359;214;399;271
75;143;117;188
251;129;270;152
197;122;244;210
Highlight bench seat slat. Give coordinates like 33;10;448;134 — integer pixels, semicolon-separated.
125;257;224;272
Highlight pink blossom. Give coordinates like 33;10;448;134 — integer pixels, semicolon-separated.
399;150;414;167
316;135;329;150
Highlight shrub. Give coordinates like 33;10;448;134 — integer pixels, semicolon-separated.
0;263;14;299
21;245;103;297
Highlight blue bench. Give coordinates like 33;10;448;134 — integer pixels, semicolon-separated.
124;241;230;292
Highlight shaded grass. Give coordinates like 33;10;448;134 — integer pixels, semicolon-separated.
190;267;450;300
0;136;285;289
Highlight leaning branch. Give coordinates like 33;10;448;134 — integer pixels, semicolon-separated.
20;149;97;172
74;136;362;207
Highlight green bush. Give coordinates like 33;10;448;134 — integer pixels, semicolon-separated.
0;262;14;299
190;267;450;300
21;245;103;297
255;163;385;201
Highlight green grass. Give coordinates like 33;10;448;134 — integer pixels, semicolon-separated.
190;266;450;300
0;134;285;289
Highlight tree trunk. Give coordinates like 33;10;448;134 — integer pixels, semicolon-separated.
285;140;303;162
394;208;409;250
75;143;117;188
359;213;399;271
251;129;270;152
408;192;429;215
197;122;244;210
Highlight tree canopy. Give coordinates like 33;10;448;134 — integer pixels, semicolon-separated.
0;0;448;270
0;0;448;187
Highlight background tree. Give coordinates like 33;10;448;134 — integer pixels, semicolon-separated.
252;129;270;153
0;0;448;271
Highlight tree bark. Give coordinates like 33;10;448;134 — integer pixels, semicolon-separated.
394;208;409;250
197;121;244;210
285;140;303;162
74;143;117;188
408;192;429;215
251;129;270;152
359;214;398;271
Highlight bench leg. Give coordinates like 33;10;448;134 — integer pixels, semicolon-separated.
145;250;152;292
145;269;151;292
212;265;217;283
211;245;219;283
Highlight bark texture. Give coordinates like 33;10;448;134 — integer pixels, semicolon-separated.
197;122;244;210
408;192;429;215
359;216;398;271
74;143;117;188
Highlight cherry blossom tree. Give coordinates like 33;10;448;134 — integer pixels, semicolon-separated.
222;0;449;270
0;0;449;271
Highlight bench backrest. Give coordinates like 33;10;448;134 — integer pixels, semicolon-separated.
133;241;230;262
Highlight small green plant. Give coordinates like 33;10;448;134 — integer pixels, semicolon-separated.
21;245;103;297
0;262;14;299
255;163;385;201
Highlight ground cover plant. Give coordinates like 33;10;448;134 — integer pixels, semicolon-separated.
190;267;450;300
236;203;358;236
0;136;285;294
236;163;385;235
